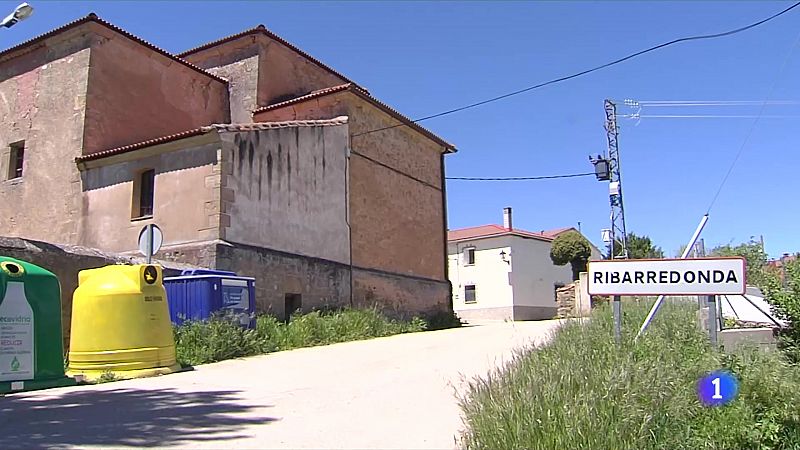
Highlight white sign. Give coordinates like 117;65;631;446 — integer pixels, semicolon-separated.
588;257;746;296
138;224;163;258
0;281;34;381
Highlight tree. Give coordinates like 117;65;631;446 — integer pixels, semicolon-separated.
761;259;800;361
709;241;768;287
615;233;664;259
550;230;592;280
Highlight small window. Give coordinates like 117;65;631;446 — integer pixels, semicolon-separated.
464;285;477;303
133;169;155;219
464;247;476;265
7;141;24;180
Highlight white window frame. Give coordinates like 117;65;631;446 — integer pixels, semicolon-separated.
464;284;477;304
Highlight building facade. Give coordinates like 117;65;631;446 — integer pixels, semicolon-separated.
0;14;455;319
448;208;602;321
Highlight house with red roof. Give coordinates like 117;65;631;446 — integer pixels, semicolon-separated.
448;208;602;321
0;14;455;320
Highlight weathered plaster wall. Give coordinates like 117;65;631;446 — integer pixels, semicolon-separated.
182;32;348;114
180;37;261;124
83;23;229;154
215;241;350;318
220;123;350;264
257;35;349;106
254;92;449;282
78;139;221;252
0;27;93;244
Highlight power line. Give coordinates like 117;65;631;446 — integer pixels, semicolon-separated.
706;29;800;213
351;1;800;140
630;100;800;106
446;172;594;181
624;114;800;119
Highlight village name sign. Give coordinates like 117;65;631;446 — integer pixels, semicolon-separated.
587;257;746;296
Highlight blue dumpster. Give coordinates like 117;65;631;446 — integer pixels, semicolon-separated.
163;269;255;328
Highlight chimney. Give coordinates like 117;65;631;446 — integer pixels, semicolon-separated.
503;207;513;230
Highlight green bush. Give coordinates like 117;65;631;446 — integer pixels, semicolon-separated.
458;301;800;450
425;309;464;330
174;308;426;366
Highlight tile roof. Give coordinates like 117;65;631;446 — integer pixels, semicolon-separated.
0;13;227;84
253;83;457;152
448;224;553;243
178;25;365;93
75;117;350;164
540;227;575;239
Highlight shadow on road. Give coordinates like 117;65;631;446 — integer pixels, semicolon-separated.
0;387;277;449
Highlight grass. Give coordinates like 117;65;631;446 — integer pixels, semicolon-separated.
458;300;800;450
173;308;430;367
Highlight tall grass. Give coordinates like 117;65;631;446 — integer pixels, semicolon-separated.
174;308;427;366
459;300;800;450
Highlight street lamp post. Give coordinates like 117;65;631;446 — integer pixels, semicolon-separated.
1;3;33;29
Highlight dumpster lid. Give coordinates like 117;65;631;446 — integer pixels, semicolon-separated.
180;269;237;277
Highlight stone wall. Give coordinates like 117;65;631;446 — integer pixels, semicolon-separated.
352;267;451;320
215;240;351;319
556;283;576;318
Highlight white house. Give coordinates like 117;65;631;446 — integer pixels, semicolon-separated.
448;207;602;321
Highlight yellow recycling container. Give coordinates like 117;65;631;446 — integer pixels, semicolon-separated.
66;264;180;381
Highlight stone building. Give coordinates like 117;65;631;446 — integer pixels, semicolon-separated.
0;14;455;319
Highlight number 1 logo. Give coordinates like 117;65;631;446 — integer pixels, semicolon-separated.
698;371;738;406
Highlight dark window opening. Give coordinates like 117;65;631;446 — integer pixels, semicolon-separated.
8;141;24;179
465;247;476;265
138;169;155;218
464;285;476;303
284;293;302;321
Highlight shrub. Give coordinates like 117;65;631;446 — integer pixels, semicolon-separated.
550;230;592;280
425;309;464;330
458;301;800;450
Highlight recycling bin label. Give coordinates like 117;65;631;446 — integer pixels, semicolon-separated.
0;282;34;381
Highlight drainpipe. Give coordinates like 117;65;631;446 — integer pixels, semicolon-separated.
346;134;354;307
441;151;453;312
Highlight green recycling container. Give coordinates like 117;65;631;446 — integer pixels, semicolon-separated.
0;256;75;393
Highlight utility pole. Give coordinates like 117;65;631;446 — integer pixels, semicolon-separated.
590;99;629;260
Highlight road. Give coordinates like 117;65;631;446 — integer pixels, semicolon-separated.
0;319;563;449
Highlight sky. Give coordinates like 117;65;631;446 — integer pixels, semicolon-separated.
2;1;799;258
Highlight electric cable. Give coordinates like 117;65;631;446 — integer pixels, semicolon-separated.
351;2;800;140
446;172;594;181
706;28;800;213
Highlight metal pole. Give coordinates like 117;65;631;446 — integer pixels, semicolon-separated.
708;295;718;349
636;214;709;340
738;293;784;329
146;224;153;264
613;295;622;343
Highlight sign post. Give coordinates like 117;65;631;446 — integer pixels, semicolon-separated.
707;295;718;349
588;257;746;347
138;224;163;265
613;295;621;343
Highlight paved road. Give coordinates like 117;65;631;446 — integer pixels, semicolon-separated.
0;320;563;449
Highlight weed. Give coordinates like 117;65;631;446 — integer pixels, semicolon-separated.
458;301;800;450
174;308;426;366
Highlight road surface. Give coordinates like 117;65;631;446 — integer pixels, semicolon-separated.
0;319;563;449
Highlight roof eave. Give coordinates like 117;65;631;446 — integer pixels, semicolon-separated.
253;84;457;153
0;13;228;85
178;26;364;93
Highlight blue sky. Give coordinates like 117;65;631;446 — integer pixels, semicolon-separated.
3;1;799;258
